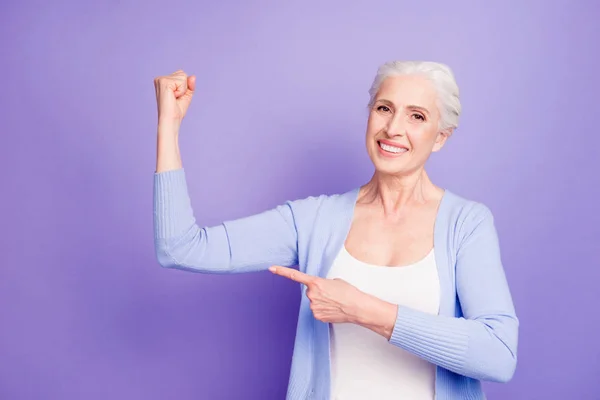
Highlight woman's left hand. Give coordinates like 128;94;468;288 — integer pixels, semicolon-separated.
268;266;364;324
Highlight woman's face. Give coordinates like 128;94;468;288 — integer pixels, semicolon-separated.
365;74;449;176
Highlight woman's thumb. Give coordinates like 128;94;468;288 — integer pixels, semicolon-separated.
187;75;196;93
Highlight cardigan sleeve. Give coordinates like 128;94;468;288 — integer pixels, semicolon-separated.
153;168;299;273
388;203;519;383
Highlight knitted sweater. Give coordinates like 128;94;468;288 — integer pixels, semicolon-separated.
153;168;519;400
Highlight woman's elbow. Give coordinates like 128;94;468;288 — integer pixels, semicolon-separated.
462;350;516;383
153;235;232;273
154;240;180;269
473;343;518;383
463;324;518;383
469;317;519;383
488;354;517;383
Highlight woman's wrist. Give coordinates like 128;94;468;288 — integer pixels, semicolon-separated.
157;118;181;136
353;292;398;340
156;122;182;173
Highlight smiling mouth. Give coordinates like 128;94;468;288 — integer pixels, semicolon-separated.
378;141;408;154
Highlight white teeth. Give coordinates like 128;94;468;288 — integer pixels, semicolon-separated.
379;142;407;153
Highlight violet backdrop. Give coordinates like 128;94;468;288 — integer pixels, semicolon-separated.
1;1;599;399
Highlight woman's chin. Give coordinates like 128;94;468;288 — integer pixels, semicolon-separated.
366;148;412;175
371;159;410;176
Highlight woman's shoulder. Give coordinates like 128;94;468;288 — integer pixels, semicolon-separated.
443;189;493;215
282;187;359;221
441;189;498;237
286;187;358;209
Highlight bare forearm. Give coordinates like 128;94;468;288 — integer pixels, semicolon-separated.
156;121;182;173
352;292;398;340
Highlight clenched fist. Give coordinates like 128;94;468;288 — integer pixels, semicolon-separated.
154;70;196;125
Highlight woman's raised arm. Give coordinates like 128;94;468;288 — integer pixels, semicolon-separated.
153;70;300;274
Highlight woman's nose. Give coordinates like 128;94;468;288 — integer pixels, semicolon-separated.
386;116;406;137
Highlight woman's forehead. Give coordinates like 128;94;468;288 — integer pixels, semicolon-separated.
376;75;437;106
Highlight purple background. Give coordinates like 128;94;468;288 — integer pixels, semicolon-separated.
2;1;599;399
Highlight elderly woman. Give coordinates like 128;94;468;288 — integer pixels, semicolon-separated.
152;61;519;400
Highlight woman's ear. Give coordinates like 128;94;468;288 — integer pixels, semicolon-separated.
432;129;453;152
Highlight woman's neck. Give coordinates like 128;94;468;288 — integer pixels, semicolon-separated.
359;168;442;217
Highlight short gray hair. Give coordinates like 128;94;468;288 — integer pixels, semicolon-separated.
367;61;461;132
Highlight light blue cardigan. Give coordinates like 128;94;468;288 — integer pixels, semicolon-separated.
153;168;519;400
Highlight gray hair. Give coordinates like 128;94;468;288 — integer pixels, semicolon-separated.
367;61;461;132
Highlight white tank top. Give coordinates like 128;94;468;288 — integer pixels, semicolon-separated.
326;246;440;400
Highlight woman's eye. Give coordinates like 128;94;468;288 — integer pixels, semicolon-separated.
377;105;391;112
412;113;425;121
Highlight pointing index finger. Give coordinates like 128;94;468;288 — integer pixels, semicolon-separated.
269;266;315;285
